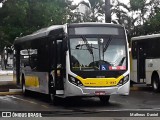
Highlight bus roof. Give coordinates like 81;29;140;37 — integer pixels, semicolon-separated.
131;33;160;41
14;22;124;45
14;25;63;45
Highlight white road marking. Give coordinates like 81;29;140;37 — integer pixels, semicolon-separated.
6;95;49;108
6;95;37;105
41;105;49;108
3;95;160;112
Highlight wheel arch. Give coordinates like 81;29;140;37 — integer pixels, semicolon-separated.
151;70;160;92
151;71;159;84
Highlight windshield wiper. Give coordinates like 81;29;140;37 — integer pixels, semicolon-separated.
81;36;93;55
103;36;112;53
118;57;126;66
81;36;96;69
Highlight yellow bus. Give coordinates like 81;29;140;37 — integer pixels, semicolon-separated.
13;23;130;105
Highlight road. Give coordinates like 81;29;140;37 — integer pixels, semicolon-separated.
0;89;160;117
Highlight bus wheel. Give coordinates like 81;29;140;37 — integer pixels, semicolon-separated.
50;93;59;105
152;74;160;92
22;79;27;95
99;95;110;104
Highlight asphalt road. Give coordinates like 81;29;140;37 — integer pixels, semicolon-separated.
0;89;160;117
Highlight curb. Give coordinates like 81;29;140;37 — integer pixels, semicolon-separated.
0;88;22;95
0;81;16;85
0;84;21;95
0;91;22;95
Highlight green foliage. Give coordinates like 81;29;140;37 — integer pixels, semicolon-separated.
67;0;105;23
0;0;67;51
112;0;160;40
130;0;146;11
143;11;160;34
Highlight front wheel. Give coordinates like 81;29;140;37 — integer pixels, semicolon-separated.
22;80;28;95
50;93;59;105
152;74;160;92
99;95;110;104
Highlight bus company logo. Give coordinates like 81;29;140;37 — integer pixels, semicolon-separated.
2;112;11;117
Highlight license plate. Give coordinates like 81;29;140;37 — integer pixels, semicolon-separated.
95;91;106;95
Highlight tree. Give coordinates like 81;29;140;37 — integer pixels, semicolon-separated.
143;9;160;34
67;0;105;23
111;0;160;38
0;0;67;51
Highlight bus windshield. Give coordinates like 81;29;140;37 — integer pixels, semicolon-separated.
69;36;127;71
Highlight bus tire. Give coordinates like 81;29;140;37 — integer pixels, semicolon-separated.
22;76;27;95
50;93;59;105
49;76;59;105
99;95;110;104
152;73;160;92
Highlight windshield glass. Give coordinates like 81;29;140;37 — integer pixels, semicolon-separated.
69;36;127;71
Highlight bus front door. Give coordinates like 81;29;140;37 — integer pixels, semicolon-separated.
54;39;64;93
137;43;146;83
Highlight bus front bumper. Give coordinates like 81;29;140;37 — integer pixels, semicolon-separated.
65;80;130;97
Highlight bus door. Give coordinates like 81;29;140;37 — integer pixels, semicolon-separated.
54;39;64;92
137;42;146;83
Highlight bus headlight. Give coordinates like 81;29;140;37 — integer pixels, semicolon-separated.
118;75;129;86
68;75;83;87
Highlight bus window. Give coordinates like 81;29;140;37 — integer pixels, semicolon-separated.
29;49;38;70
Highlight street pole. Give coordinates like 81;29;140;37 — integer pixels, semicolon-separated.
105;0;111;23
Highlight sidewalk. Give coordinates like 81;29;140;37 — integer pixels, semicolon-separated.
0;70;21;94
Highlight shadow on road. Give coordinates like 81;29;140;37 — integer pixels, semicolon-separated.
22;91;123;109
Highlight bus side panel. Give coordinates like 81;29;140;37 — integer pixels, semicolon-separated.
145;59;160;85
23;70;49;94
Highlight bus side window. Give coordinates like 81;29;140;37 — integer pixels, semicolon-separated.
37;39;50;72
29;49;38;70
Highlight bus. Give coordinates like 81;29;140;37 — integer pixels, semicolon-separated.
131;34;160;92
13;23;130;104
